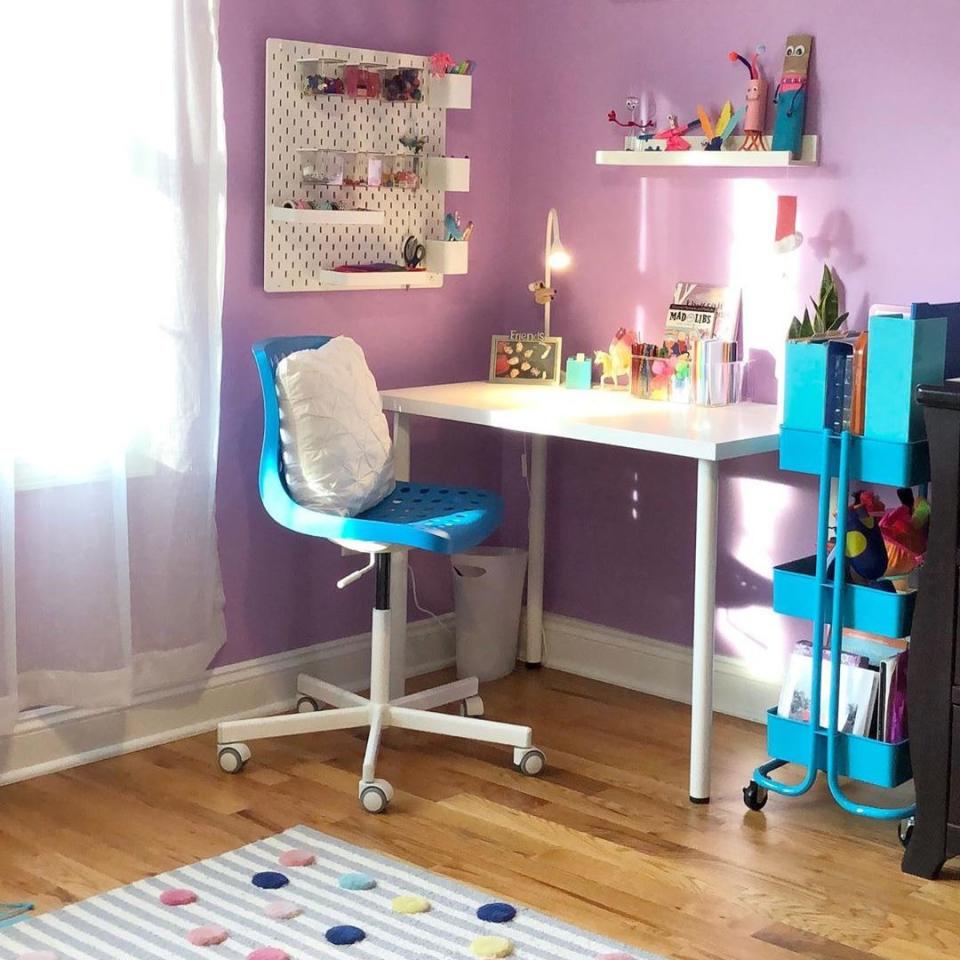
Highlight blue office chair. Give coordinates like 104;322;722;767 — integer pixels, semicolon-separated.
216;337;544;813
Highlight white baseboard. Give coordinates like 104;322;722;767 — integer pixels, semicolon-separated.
543;612;778;724
1;611;775;786
0;616;455;786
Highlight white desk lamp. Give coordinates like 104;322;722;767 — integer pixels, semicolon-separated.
533;207;571;337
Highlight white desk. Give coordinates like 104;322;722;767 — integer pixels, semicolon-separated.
380;382;780;802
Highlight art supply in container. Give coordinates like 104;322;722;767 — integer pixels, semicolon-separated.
691;339;745;405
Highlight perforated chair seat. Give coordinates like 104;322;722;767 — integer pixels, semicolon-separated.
253;336;502;555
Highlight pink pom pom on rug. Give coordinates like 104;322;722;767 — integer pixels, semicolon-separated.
278;849;315;867
159;888;197;906
187;924;228;946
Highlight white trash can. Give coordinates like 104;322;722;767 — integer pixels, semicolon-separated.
451;547;528;681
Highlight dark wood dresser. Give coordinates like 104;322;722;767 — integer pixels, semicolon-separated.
902;380;960;878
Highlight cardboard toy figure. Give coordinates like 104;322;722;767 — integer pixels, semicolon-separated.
728;50;767;150
772;34;813;158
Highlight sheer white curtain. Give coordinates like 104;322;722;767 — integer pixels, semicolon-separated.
0;0;227;731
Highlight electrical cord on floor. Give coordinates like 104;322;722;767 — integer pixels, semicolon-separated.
0;902;33;928
408;560;454;636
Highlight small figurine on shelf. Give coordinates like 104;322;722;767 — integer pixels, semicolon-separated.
696;101;745;151
608;94;657;149
654;114;701;151
594;327;635;389
728;49;767;150
428;52;457;77
772;35;814;158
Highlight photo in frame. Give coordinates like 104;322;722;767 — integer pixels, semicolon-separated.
489;334;562;384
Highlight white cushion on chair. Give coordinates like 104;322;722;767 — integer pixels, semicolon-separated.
276;337;394;517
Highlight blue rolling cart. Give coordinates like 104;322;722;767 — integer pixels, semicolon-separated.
744;424;922;834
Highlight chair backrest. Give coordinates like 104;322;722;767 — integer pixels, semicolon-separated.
251;336;332;515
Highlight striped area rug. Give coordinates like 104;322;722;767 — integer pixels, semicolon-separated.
0;824;659;959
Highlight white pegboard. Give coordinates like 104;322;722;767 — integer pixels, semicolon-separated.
264;38;454;292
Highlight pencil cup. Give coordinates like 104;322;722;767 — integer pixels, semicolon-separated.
631;355;671;400
704;360;749;406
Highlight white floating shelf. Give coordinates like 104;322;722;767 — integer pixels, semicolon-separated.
269;206;385;226
316;269;444;290
596;135;819;168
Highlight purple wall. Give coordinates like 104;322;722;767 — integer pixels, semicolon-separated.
215;0;519;664
216;1;960;674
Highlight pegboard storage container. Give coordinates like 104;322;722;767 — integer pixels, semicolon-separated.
423;157;470;192
428;74;472;109
299;57;346;97
265;39;471;293
425;240;468;275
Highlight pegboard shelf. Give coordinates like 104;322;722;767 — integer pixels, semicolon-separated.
266;38;467;292
269;206;386;226
317;269;443;290
596;135;819;168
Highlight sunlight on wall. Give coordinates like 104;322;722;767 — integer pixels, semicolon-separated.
636;177;649;274
727;179;801;408
715;474;799;678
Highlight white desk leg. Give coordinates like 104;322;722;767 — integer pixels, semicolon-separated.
690;457;718;804
523;434;547;665
389;412;411;700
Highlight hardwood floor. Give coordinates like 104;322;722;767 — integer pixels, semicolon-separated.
0;667;955;959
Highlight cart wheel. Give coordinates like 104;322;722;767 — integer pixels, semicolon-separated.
898;816;915;848
742;780;768;811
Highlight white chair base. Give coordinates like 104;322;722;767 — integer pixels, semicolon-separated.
216;599;545;812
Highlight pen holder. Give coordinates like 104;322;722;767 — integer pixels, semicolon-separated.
701;360;749;406
632;354;689;401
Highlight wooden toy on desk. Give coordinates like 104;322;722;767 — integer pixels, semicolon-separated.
696;100;744;151
654;114;701;151
594;327;635;389
772;34;814;158
728;49;767;150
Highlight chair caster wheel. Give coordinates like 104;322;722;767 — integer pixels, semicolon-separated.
742;781;768;811
460;695;484;718
218;743;251;774
898;816;915;848
359;779;393;814
514;747;546;777
296;695;321;713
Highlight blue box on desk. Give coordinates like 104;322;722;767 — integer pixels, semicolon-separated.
864;314;946;443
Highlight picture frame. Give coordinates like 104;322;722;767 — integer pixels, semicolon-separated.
489;334;563;385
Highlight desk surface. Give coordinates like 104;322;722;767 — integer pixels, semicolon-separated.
381;381;780;461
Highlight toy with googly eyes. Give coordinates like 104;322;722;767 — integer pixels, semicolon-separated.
772;34;813;158
728;49;767;150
